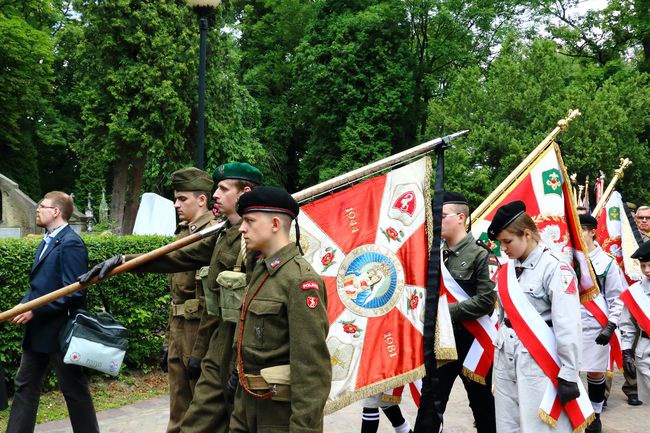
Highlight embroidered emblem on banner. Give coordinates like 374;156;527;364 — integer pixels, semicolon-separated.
328;338;354;381
337;245;405;318
542;168;562;195
608;206;621;221
388;183;421;226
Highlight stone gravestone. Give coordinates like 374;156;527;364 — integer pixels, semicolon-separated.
0;173;37;238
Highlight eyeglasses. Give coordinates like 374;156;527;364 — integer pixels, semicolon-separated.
442;213;459;218
37;204;57;210
638;216;650;222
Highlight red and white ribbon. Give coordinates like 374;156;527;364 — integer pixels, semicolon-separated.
498;262;594;431
582;294;623;372
620;283;650;336
440;262;497;384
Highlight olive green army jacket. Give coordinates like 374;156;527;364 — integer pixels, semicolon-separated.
442;233;496;323
128;219;244;360
239;243;331;432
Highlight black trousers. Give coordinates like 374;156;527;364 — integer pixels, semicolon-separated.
0;360;8;411
6;350;99;433
431;326;496;433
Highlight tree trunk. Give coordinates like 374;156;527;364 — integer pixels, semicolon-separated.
110;156;128;234
109;151;147;235
122;156;146;235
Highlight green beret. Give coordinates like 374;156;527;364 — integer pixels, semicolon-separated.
172;167;213;192
236;186;299;219
212;162;263;185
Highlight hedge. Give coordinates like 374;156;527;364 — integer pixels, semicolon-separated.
0;234;174;389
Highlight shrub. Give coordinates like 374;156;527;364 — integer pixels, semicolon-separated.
0;234;174;388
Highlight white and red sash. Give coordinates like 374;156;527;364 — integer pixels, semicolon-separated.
582;294;623;372
441;262;497;384
619;283;650;336
498;262;594;431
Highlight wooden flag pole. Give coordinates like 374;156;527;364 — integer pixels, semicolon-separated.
591;158;632;218
293;130;469;203
0;223;225;323
1;130;470;322
470;109;581;222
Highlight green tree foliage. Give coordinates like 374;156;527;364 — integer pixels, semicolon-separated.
428;37;650;208
237;0;316;189
0;6;54;198
293;0;417;187
65;0;263;233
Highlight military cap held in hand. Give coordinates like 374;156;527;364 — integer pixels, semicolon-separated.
237;186;299;219
213;162;263;185
631;240;650;262
172;167;213;192
487;200;526;240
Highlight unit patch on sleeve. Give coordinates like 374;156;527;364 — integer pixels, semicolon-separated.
306;296;319;309
301;281;319;291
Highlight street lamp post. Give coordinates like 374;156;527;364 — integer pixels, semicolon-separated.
187;0;221;170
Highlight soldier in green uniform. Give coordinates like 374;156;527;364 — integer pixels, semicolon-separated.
78;162;263;433
163;167;215;433
431;191;497;433
228;186;331;433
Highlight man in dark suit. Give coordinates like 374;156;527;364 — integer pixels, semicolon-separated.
6;191;99;433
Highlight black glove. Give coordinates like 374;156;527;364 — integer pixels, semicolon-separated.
623;348;636;378
187;356;202;380
557;377;580;406
225;369;239;405
595;321;617;345
77;255;124;283
159;346;169;373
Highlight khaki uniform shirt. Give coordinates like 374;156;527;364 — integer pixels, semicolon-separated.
128;218;243;359
443;233;496;323
239;243;331;431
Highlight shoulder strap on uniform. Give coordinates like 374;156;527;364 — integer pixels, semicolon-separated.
233;236;247;272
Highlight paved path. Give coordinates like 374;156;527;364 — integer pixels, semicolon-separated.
34;373;648;433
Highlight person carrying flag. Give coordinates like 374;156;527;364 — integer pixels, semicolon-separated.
489;201;584;433
578;214;627;433
619;240;650;406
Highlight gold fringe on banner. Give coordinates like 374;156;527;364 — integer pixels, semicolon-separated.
323;366;425;415
461;367;487;385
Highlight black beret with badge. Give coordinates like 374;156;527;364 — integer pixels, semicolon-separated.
631;240;650;262
487;200;526;240
212;162;263;185
236;186;299;219
171;167;213;192
579;214;598;229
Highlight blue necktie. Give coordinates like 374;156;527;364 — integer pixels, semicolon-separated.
39;234;53;260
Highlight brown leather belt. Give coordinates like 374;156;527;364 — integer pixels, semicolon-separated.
504;318;553;328
244;374;291;400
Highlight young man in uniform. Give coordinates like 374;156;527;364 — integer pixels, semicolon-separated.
578;215;627;433
619;241;650;406
78;162;262;433
229;186;331;433
157;167;215;433
429;192;497;433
